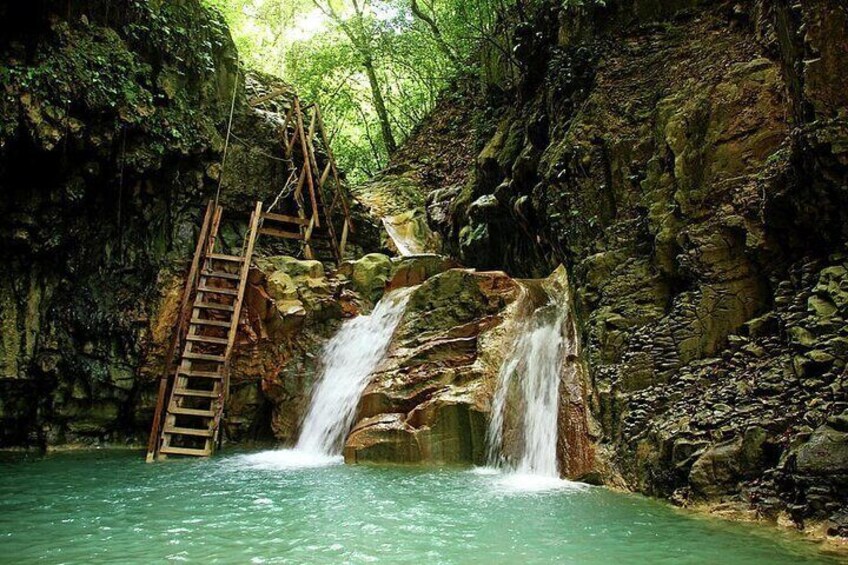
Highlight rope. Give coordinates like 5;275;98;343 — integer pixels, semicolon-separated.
214;54;241;209
266;170;298;213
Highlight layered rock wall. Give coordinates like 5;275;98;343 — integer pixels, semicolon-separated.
378;0;848;533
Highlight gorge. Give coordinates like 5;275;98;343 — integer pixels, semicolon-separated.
1;0;847;561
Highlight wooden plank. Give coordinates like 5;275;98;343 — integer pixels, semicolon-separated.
183;352;226;362
186;335;229;345
197;285;239;296
160;445;212;457
168;406;216;417
164;425;214;437
201;271;241;281
146;200;216;462
173;388;219;399
248;86;290;107
340;219;350;259
177;369;223;379
195;302;235;312
208;253;244;263
261;212;310;226
315;104;354;233
259;227;304;240
190;318;232;328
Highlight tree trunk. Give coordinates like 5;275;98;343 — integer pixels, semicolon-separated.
363;56;397;155
411;0;460;65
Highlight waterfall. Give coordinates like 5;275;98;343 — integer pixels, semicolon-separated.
382;217;422;256
295;287;414;456
487;289;570;479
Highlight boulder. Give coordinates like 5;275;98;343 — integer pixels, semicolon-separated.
339;253;393;303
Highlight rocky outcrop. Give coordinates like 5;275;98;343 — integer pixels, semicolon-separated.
365;0;848;533
0;1;371;448
344;268;520;464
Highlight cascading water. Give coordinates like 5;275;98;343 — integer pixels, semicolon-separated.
296;287;414;455
382;217;422;256
486;282;574;485
240;287;414;469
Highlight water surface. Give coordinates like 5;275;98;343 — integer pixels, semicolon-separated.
0;450;839;563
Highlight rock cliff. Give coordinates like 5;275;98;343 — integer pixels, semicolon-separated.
370;0;848;535
0;0;376;448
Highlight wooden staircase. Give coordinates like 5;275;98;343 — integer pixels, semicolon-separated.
146;201;262;460
256;96;352;263
145;96;354;462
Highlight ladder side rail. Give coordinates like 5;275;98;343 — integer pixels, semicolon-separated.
294;97;321;228
314;104;354;234
304;107;341;263
146;200;216;462
216;202;263;451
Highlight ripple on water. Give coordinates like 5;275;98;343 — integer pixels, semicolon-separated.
0;451;841;564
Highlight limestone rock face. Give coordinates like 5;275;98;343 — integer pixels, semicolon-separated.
0;2;374;447
360;0;848;532
344;269;520;465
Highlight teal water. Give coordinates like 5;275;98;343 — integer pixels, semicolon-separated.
0;449;840;564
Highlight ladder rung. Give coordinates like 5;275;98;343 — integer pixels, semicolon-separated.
183;352;226;362
174;388;219;399
195;302;234;312
198;285;239;296
178;369;223;379
201;271;240;281
160;445;212;457
190;318;231;328
169;406;216;417
259;227;304;240
186;334;229;345
261;212;310;226
208;253;244;263
163;425;214;437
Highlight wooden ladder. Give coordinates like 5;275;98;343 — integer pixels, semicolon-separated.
255;96;353;264
146;201;263;460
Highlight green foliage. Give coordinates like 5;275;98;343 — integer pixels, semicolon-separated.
0;1;238;172
205;0;508;182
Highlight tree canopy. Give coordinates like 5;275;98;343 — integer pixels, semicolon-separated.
204;0;508;182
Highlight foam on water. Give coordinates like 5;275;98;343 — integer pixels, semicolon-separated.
234;449;342;470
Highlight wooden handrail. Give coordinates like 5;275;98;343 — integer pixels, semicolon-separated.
294;98;321;228
215;201;263;449
146;200;216;462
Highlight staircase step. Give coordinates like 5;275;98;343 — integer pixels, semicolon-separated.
195;302;235;312
169;405;216;417
178;369;223;379
173;388;219;399
160;445;212;457
259;227;304;240
190;318;232;328
183;352;226;362
261;212;310;226
198;285;239;296
201;271;241;281
186;334;229;345
164;425;214;438
208;253;244;263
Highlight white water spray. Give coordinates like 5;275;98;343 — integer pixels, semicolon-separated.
487;292;569;481
296;287;414;455
238;287;414;470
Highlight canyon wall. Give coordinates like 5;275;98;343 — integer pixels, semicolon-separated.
378;0;848;534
